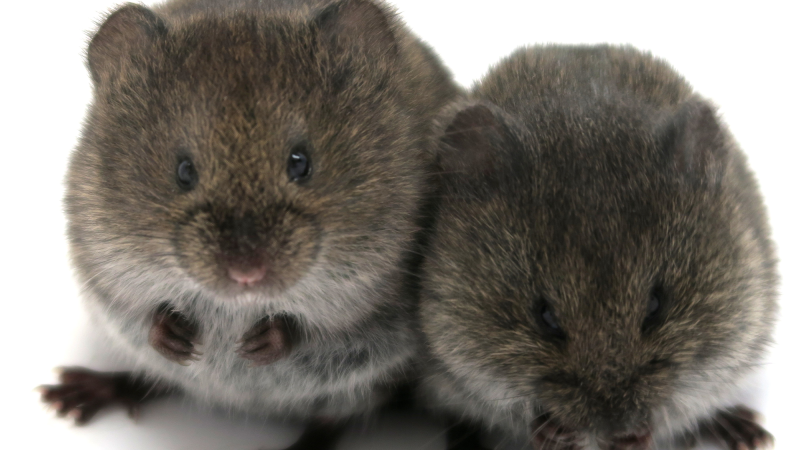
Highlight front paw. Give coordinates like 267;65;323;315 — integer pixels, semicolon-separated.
701;405;773;450
38;368;146;424
149;303;202;365
236;315;293;366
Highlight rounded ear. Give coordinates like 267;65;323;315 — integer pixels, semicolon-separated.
436;101;524;186
88;3;166;84
312;0;398;59
656;97;730;185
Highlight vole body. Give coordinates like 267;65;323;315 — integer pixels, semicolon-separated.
420;45;777;449
52;0;459;429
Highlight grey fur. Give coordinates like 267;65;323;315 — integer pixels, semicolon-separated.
420;45;777;448
65;0;459;421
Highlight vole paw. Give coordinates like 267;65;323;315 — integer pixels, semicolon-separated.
37;368;146;425
149;303;202;364
703;405;774;450
237;315;293;366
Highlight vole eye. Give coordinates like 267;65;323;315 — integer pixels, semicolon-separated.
647;292;661;317
288;143;311;182
176;158;198;191
541;306;559;330
535;300;566;340
643;284;665;332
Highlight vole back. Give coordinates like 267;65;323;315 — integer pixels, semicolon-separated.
421;45;776;450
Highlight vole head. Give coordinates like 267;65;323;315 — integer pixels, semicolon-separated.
421;97;777;447
67;0;443;309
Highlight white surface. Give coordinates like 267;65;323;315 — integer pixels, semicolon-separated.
1;0;798;449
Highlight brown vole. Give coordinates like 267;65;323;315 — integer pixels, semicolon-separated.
420;45;777;450
38;0;459;448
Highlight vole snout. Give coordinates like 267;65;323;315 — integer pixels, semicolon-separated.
530;414;580;449
538;366;661;444
178;203;321;295
217;212;275;287
603;429;652;450
227;265;269;286
530;412;652;450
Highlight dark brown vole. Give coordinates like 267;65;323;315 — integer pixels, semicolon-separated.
420;45;777;450
38;0;459;448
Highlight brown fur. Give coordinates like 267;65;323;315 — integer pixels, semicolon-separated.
420;45;777;449
72;0;458;306
59;0;460;431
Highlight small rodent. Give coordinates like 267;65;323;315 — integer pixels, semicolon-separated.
38;0;459;448
419;45;777;450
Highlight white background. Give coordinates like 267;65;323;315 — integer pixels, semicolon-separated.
1;0;798;449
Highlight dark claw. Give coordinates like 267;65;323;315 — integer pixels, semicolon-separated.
149;303;201;364
701;405;774;450
38;367;167;425
164;315;196;342
237;315;294;366
67;400;106;424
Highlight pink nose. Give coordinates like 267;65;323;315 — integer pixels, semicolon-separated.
228;266;268;286
610;429;652;448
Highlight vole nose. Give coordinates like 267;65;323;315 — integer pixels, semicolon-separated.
228;265;268;286
530;414;578;448
606;428;652;450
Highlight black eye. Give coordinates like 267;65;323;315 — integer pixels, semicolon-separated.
535;300;566;340
647;293;660;317
176;158;198;190
287;143;311;182
643;284;665;332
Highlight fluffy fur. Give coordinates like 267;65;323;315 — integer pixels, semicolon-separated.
419;45;777;448
65;0;459;421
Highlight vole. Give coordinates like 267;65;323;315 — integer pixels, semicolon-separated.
38;0;459;448
419;45;777;450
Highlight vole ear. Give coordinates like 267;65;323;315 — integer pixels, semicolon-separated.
436;101;523;187
312;0;398;59
657;97;729;185
88;3;167;84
